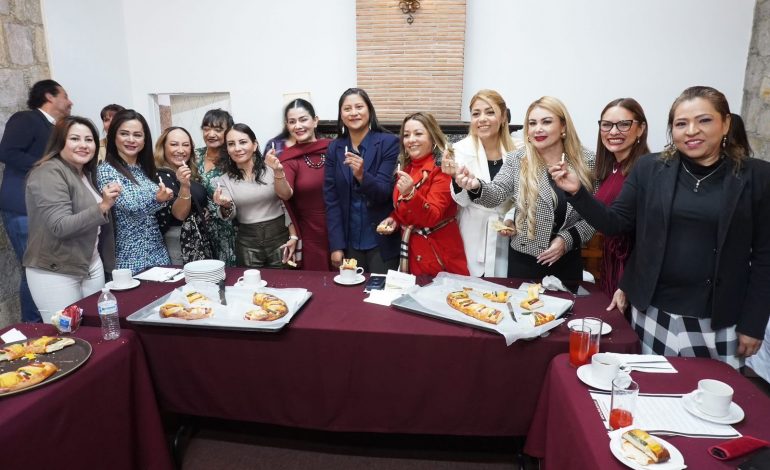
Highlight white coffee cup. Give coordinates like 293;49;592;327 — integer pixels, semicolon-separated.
590;353;621;385
340;265;364;281
237;269;262;287
112;268;133;288
692;379;734;417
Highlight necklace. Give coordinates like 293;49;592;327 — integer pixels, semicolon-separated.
489;158;502;166
304;153;326;169
612;162;620;174
680;160;724;192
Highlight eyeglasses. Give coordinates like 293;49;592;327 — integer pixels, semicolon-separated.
598;120;638;133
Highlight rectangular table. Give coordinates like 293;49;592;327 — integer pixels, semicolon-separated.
0;323;173;470
524;353;770;469
78;268;640;436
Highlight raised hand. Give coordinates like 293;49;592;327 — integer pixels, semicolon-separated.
265;148;283;172
440;146;457;176
213;182;232;207
156;178;174;202
454;165;480;191
548;161;581;195
395;170;415;197
176;162;192;188
344;150;364;182
99;181;122;213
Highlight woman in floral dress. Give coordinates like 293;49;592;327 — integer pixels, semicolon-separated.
195;109;236;265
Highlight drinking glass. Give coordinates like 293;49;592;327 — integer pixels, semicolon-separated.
569;324;591;367
582;317;603;361
610;376;639;430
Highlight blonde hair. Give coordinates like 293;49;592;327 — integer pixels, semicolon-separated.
153;126;200;181
517;96;594;239
468;89;516;153
398;112;448;168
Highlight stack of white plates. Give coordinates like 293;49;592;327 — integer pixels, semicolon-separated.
184;259;226;284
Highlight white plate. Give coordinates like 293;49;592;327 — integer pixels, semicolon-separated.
106;279;140;291
576;364;614;391
234;280;267;288
183;259;225;272
568;318;612;335
334;274;365;286
681;392;744;424
610;433;685;470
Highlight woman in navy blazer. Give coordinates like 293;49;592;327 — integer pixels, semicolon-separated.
323;88;400;273
550;86;770;368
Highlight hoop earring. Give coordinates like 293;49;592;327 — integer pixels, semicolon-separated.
721;135;727;148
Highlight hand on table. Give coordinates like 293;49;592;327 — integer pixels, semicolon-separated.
606;289;628;313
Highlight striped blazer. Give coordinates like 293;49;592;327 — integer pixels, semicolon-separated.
472;147;596;258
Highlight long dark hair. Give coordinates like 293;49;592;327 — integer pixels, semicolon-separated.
221;123;266;183
335;88;388;136
663;86;749;171
36;116;100;186
272;98;319;142
105;109;156;184
595;98;650;181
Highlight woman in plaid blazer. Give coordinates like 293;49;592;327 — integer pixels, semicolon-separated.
452;96;595;282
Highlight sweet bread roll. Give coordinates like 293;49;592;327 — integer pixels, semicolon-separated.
248;293;289;321
532;311;555;326
447;290;503;324
621;429;670;464
520;298;544;310
185;292;207;304
482;290;510;303
0;361;58;393
160;303;213;320
341;258;358;270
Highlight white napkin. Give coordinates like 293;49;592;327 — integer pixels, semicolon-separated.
134;267;184;282
606;353;678;373
364;289;404;306
542;275;570;293
385;269;416;290
1;328;27;343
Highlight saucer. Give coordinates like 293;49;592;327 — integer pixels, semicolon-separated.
681;392;744;424
568;319;612;335
105;279;140;291
234;280;267;288
334;274;366;286
576;364;614;391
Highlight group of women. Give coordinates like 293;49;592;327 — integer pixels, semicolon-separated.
20;84;769;368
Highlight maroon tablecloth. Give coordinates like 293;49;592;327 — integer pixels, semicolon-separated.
0;323;173;470
77;269;640;436
524;353;770;469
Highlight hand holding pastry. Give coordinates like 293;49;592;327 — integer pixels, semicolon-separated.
376;217;398;235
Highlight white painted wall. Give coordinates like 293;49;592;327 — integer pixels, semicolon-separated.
42;0;754;152
463;0;756;151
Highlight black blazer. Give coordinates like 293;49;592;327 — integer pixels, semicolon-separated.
0;109;53;214
569;152;770;339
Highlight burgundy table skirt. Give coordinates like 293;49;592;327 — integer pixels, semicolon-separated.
77;269;640;436
0;323;172;470
524;353;770;469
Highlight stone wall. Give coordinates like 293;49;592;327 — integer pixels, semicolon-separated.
0;0;50;327
742;0;770;161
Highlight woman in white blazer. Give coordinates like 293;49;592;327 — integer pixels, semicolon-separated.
442;90;523;277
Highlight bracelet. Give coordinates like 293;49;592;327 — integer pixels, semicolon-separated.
274;173;286;180
399;186;416;201
178;193;191;200
288;235;299;241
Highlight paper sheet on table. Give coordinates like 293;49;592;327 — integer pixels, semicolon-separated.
134;267;184;282
364;289;404;306
604;353;678;373
405;272;572;345
1;328;26;343
590;392;741;438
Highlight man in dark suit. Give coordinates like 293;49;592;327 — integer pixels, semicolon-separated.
0;79;73;322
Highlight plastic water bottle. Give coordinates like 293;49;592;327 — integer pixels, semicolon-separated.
98;287;121;340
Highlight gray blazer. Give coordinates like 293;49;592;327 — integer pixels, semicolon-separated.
23;157;115;276
473;147;596;258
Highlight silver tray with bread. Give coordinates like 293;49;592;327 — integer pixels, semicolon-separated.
126;284;311;332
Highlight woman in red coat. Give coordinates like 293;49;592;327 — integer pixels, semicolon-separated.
378;112;469;276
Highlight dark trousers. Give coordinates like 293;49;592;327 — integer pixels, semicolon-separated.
1;211;41;322
345;246;399;274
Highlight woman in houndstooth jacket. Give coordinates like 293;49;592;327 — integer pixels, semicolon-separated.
453;96;595;282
